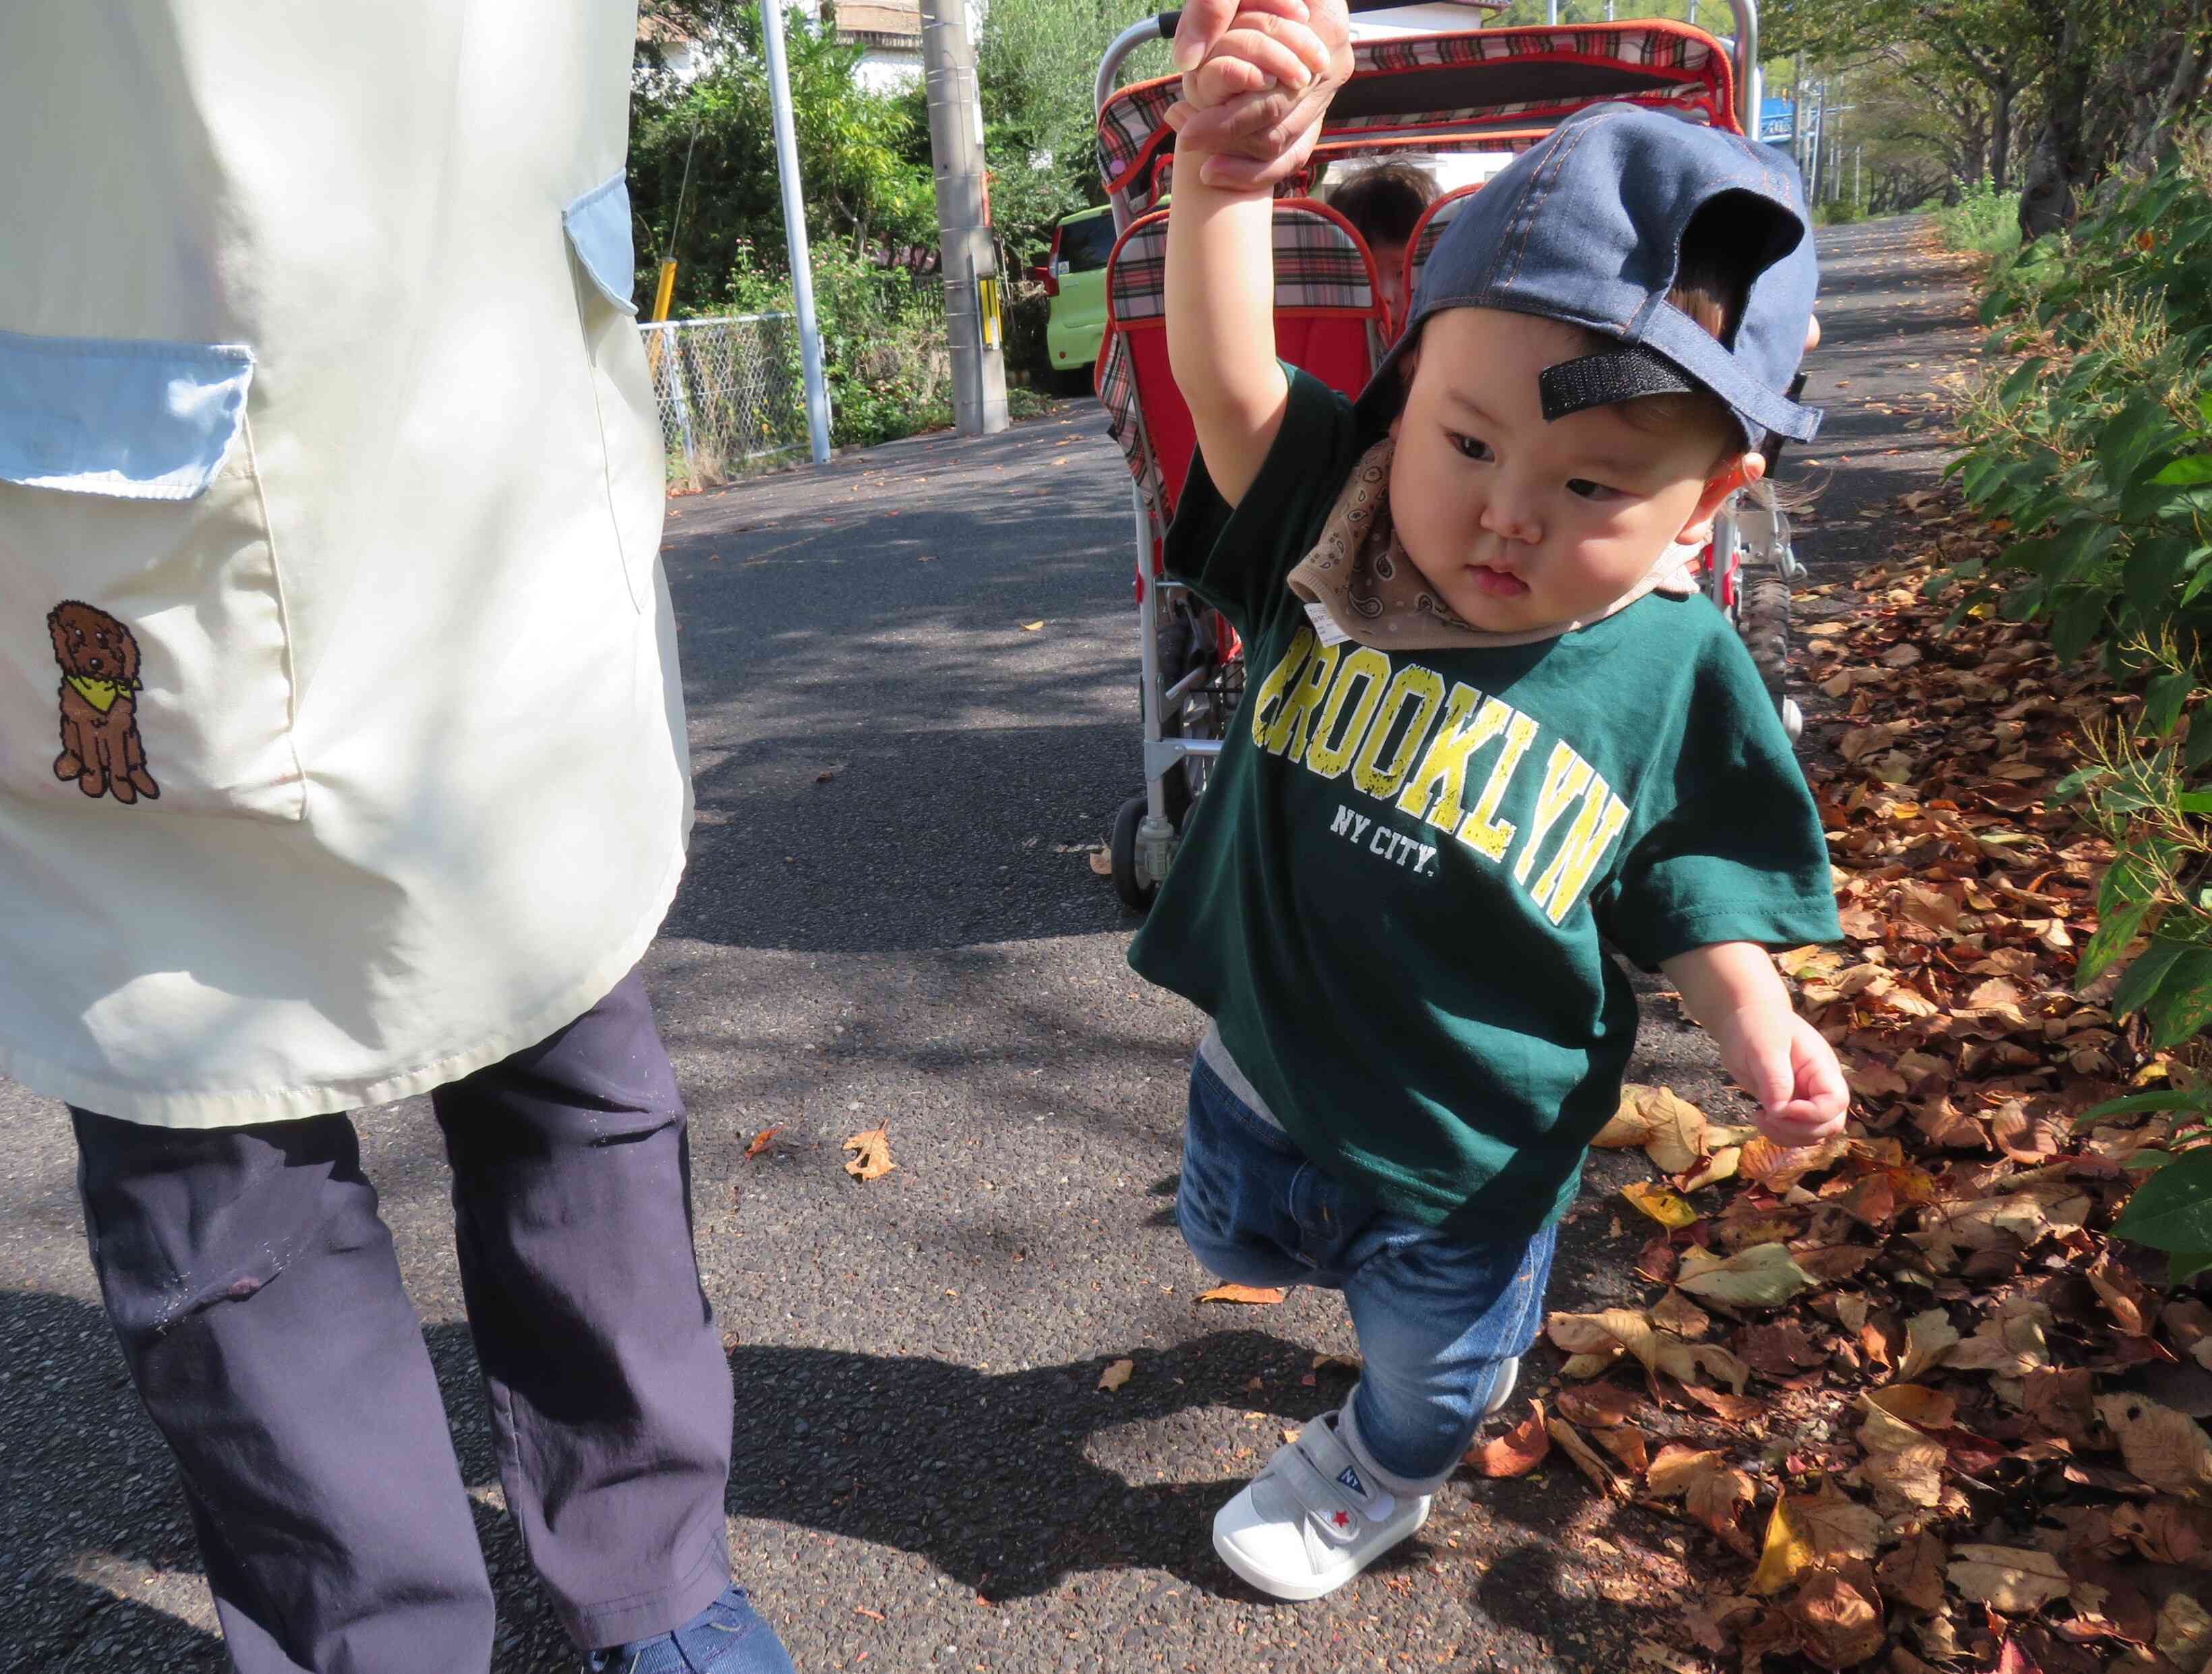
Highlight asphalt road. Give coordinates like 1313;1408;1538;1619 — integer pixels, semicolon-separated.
0;216;1984;1673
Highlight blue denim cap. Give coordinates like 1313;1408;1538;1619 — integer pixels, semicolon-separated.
1356;103;1823;451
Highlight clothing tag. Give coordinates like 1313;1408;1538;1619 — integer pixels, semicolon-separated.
1304;599;1350;647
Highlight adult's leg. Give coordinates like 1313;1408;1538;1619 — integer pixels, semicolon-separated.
432;969;734;1651
1336;1221;1557;1496
72;1108;494;1674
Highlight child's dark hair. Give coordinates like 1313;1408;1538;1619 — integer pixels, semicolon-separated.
1613;208;1751;450
1329;161;1438;248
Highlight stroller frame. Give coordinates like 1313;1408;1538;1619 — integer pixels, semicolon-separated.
1094;0;1803;908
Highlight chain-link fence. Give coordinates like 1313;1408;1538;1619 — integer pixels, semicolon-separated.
641;312;808;488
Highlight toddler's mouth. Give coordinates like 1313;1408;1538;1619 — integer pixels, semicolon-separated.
1463;563;1530;599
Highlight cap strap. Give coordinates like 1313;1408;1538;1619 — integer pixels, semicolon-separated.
1538;347;1699;422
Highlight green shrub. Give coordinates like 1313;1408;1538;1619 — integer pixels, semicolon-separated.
720;240;953;449
1932;178;2023;258
1940;135;2212;1275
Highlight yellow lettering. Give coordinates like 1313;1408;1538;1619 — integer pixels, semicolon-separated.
1395;688;1509;832
1457;710;1539;861
1512;744;1596;885
1260;639;1342;760
1532;782;1629;924
1249;628;1315;751
1304;647;1393;778
1351;666;1446;800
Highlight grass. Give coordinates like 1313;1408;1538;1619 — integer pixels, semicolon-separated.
1929;179;2023;259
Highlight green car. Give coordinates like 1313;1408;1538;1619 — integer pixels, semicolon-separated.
1032;205;1118;396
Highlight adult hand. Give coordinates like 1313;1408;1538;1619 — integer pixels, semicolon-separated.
1167;0;1352;191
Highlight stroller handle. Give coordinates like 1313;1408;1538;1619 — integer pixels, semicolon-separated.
1099;1;1761;136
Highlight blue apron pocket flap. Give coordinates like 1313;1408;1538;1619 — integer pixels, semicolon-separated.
0;329;255;502
563;174;641;315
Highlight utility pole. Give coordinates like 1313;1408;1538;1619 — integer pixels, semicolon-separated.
921;0;1008;438
1787;51;1801;167
1828;69;1844;201
1803;80;1822;201
759;0;833;463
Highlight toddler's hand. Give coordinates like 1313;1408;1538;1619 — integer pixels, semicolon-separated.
1709;1003;1849;1149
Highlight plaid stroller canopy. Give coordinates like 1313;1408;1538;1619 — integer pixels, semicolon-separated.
1097;21;1739;216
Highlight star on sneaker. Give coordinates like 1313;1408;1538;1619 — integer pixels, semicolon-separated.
1212;1411;1430;1602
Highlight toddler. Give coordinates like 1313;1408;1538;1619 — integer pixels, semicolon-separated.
1138;10;1849;1601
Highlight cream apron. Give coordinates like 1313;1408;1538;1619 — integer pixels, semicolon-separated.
0;2;691;1124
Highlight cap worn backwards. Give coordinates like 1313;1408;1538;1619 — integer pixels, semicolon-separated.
1354;103;1824;453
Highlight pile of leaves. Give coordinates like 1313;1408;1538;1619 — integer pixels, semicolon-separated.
1475;497;2212;1673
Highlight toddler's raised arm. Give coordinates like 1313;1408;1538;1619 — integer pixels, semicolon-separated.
1162;0;1346;506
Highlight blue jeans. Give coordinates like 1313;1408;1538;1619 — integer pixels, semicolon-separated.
1177;1054;1556;1495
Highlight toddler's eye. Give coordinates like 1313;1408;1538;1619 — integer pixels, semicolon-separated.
1567;478;1620;502
1449;432;1492;462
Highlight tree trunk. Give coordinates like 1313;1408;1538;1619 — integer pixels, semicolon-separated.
2018;10;2093;241
1990;79;2014;191
2122;16;2212;175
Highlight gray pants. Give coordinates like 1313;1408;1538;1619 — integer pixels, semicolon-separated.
71;971;734;1672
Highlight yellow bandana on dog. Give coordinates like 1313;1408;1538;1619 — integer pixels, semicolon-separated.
65;673;130;713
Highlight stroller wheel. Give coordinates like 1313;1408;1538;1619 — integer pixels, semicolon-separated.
1737;575;1791;698
1110;794;1157;911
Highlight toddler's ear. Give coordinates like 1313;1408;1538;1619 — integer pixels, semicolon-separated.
1672;451;1765;548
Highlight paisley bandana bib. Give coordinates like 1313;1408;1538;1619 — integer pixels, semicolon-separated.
1285;437;1701;652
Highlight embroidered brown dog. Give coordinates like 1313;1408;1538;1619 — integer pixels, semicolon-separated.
48;600;159;805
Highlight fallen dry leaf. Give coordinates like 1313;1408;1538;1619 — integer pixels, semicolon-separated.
1545;1415;1628;1499
2157;1592;2212;1667
2097;1394;2212;1501
1857;1402;1947;1512
1621;1180;1699;1229
1787;1563;1887;1671
1097;1358;1134;1392
743;1126;782;1159
1596;1423;1651;1474
1198;1283;1286;1306
1947;1545;2070;1613
1596;1084;1713;1174
1875;1532;1948;1615
1897;1308;1960;1381
1676;1242;1818;1308
1739;1135;1850;1193
1467;1404;1550;1478
1547;1307;1750;1393
1750;1493;1815;1596
1020;620;1045;631
841;1126;896;1181
1791;1478;1884;1567
1555;1381;1646;1428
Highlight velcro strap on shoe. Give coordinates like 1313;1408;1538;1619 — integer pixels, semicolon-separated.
1274;1437;1368;1547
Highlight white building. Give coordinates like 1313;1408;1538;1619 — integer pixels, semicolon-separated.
637;3;987;94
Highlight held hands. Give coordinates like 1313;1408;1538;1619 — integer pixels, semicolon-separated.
1707;1002;1851;1149
1164;0;1352;190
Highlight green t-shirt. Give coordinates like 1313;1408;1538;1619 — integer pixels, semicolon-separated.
1128;370;1842;1238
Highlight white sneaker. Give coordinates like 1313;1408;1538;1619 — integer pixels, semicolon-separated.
1484;1356;1519;1416
1212;1411;1430;1601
